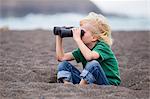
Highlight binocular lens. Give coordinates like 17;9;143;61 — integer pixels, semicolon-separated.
53;27;61;35
53;26;85;38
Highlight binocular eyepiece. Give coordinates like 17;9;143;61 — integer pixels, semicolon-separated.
53;26;85;38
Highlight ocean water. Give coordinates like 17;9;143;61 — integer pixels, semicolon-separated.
0;13;150;31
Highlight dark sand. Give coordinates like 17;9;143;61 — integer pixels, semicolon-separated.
0;29;149;99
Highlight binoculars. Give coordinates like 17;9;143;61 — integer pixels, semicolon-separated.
53;26;85;38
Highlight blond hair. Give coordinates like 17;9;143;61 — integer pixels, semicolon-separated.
80;12;113;46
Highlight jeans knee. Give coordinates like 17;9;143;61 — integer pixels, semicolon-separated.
57;60;70;71
85;60;100;70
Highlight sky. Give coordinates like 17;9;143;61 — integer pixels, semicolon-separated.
90;0;150;18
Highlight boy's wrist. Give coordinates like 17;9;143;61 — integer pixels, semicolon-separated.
56;35;61;38
75;38;82;43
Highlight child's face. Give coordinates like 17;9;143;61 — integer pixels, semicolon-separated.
81;24;97;45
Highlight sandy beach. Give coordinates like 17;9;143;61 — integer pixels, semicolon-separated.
0;29;149;99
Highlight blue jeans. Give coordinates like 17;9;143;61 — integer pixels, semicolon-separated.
57;60;110;85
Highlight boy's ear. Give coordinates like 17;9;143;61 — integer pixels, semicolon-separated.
92;36;98;42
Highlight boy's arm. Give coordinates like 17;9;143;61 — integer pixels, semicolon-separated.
72;28;99;61
56;35;74;61
75;39;99;61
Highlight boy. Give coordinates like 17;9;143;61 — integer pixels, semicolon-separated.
56;12;121;86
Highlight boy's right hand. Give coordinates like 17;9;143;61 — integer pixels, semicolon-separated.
72;28;82;42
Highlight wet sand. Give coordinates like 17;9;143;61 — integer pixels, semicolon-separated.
0;29;149;99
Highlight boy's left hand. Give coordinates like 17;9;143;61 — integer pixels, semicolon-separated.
72;27;82;41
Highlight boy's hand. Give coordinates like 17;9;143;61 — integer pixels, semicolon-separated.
72;28;82;42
